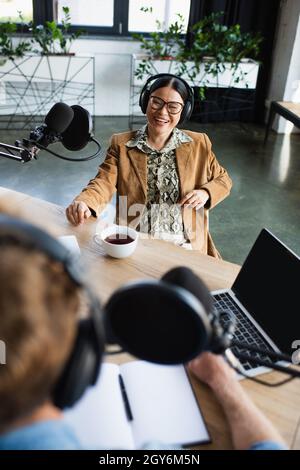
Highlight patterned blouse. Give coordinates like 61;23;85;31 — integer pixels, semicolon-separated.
126;125;192;243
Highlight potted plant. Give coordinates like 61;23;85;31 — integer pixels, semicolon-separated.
131;7;186;80
30;6;83;55
0;6;93;132
131;10;263;122
0;12;31;64
178;13;262;90
175;12;263;122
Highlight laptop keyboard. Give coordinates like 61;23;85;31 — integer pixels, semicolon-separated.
213;292;274;371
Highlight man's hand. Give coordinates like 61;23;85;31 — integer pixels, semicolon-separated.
66;201;91;226
179;189;209;210
188;352;235;391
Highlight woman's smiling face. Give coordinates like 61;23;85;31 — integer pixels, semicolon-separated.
146;86;184;136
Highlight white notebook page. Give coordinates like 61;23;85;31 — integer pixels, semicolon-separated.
121;361;210;448
64;363;134;449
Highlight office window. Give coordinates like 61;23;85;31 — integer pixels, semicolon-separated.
56;0;114;27
0;0;33;22
128;0;190;32
0;0;191;36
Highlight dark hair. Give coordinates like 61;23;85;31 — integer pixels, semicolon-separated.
148;76;188;102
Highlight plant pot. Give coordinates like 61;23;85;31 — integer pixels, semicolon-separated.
41;52;76;56
191;86;256;123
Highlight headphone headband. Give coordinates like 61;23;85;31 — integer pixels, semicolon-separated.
139;73;194;124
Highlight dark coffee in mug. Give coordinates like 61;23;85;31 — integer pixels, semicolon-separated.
104;234;134;245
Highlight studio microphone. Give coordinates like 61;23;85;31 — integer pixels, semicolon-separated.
161;267;235;354
104;267;233;364
104;266;300;383
1;102;101;163
61;105;94;151
15;102;74;160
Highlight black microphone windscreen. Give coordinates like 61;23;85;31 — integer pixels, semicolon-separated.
104;281;210;364
61;105;93;151
161;267;214;315
161;268;236;355
44;102;74;134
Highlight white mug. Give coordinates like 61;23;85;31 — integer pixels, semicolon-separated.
93;225;139;259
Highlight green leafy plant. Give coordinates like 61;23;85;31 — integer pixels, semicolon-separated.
177;12;263;98
132;10;263;100
30;6;83;55
0;12;31;59
132;9;186;80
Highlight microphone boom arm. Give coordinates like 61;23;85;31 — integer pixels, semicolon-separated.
0;142;34;163
0;137;101;163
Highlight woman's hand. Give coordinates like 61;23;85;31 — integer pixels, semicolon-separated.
179;189;209;210
66;200;91;226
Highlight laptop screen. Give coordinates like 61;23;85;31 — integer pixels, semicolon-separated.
232;229;300;354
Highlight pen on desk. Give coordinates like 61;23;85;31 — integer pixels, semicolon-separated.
118;374;133;421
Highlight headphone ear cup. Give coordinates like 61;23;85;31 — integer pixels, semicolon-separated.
139;88;150;114
179;100;192;124
179;103;189;124
52;314;104;409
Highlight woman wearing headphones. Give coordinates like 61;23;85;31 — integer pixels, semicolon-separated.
66;74;232;257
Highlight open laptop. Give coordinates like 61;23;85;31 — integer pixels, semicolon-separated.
212;228;300;377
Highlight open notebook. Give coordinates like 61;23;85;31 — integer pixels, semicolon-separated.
64;361;210;449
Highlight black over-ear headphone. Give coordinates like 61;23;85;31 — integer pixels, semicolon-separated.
139;73;194;124
0;214;104;409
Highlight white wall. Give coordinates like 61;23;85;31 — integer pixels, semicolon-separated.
0;36;141;117
267;0;300;133
70;37;141;116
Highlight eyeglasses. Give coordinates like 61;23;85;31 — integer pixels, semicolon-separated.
149;96;184;115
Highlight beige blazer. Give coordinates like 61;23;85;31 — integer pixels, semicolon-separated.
75;130;232;258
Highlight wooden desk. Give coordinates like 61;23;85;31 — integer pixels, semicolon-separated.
0;186;299;450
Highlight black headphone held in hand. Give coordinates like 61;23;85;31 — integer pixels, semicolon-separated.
139;73;194;124
0;214;105;409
